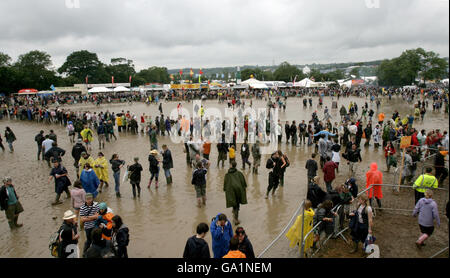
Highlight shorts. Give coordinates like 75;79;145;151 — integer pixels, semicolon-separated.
218;151;227;161
253;158;261;167
419;225;434;236
194;184;206;198
5;202;24;221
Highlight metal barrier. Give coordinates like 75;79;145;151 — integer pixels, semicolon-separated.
257;200;305;258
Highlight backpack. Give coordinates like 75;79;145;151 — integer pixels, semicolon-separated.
49;226;64;257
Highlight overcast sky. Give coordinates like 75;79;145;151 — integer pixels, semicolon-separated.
0;0;448;70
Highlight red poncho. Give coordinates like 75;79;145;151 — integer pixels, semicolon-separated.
366;162;383;199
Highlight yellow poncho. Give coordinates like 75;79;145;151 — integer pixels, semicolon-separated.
286;208;315;254
116;117;122;127
80;128;94;143
93;157;109;182
79;156;95;176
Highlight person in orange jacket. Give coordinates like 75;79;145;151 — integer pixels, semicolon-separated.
95;202;114;241
223;237;246;258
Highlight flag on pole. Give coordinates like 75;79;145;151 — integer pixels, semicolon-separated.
179;69;183;76
190;68;194;77
129;75;132;83
199;69;203;83
112;76;114;84
50;84;55;91
85;76;88;84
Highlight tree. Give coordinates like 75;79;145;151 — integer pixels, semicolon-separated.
0;52;11;67
349;67;360;78
135;66;170;85
13;50;59;91
106;58;136;83
273;62;303;82
58;50;108;83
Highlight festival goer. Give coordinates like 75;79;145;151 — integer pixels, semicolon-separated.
323;156;338;193
128;157;143;198
161;145;174;185
49;159;72;205
349;195;373;254
192;161;208;208
412;189;440;249
111;215;129;258
240;139;251;170
210;213;233;258
286;200;315;256
0;177;24;229
110;154;125;197
93;152;109;193
366;162;383;211
148;149;160;189
58;210;80;258
183;222;210;258
305;153;318;184
224;161;248;225
80;193;100;254
34;130;45;160
223;237;246;258
413;167;438;204
80;163;100;199
251;140;261;174
70;180;86;219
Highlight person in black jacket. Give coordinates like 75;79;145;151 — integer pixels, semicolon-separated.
112;215;129;258
72;138;87;177
44;142;66;167
192;161;208;207
307;176;327;209
345;143;362;175
148;150;160;189
240;139;251;170
235;227;255;259
84;228;114;258
128;158;143;198
217;134;228;168
0;177;24;229
35;130;45;160
161;145;173;185
265;151;284;199
183;222;210;258
305;153;318;184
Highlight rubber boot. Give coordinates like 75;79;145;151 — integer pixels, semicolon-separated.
8;220;15;229
14;216;23;228
234;209;240;225
350;241;359;254
202;196;206;206
169;176;173;184
52;194;63;206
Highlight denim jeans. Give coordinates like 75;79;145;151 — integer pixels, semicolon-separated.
83;228;93;253
114;171;120;193
164;168;171;178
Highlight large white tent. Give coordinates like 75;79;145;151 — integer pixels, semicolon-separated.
293;78;316;87
88;87;113;93
113;86;130;92
241;78;268;89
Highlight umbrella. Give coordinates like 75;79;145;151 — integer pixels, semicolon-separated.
18;89;38;94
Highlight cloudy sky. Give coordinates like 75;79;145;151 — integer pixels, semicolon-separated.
0;0;448;70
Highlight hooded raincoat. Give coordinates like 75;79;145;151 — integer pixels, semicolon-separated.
80;169;100;198
286;207;315;254
93;156;109;182
366;162;383;199
210;214;233;258
223;167;247;208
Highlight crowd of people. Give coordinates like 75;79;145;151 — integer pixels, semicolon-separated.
1;84;449;258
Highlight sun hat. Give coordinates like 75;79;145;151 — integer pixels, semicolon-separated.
62;210;77;220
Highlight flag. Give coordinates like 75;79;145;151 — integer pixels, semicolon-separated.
199;69;203;75
190;69;194;76
179;69;183;76
50;84;55;91
112;76;114;84
129;75;132;83
85;76;88;84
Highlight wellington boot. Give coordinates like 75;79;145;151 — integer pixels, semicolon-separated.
14;216;23;228
349;242;359;254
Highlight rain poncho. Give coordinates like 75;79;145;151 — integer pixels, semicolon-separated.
80;168;100;198
93;156;109;183
366;162;383;199
286;208;315;254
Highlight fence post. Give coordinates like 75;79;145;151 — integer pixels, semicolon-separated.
299;203;305;258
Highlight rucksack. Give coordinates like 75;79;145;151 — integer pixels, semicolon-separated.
49;227;64;257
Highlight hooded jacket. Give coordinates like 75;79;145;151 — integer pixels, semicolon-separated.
223;167;247;208
80;169;100;198
366;162;383;199
183;235;210;258
413;197;441;227
210;214;233;258
71;143;87;162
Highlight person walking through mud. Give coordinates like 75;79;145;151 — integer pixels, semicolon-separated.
148;149;160;189
0;177;24;230
224;161;248;225
110;154;125;198
49;159;72;206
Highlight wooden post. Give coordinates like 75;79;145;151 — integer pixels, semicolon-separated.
397;148;406;193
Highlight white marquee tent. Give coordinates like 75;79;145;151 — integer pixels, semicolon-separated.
241;78;268;89
113;86;130;92
88;87;113;93
293;78;316;87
